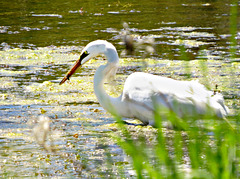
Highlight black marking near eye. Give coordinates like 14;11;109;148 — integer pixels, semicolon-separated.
79;51;89;62
67;74;70;80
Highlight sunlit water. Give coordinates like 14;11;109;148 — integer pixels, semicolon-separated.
0;0;239;177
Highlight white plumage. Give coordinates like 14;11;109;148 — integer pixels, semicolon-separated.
60;40;229;125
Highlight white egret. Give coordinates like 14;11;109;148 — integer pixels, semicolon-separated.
59;40;229;125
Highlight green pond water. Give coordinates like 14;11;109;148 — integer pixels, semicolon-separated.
0;0;240;178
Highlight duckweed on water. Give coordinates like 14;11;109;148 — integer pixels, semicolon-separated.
0;46;80;66
172;39;214;48
0;69;29;76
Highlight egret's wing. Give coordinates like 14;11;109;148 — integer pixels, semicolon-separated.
122;72;228;118
123;72;210;102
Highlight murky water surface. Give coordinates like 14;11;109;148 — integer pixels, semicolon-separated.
0;0;239;177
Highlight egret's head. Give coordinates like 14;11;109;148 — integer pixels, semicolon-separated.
59;40;108;85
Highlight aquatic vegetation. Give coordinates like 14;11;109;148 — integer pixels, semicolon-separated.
172;39;214;48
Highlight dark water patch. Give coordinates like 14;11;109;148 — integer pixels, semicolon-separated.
0;121;28;129
63;101;99;106
1;0;239;60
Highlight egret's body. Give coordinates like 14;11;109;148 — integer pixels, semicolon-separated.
60;40;228;125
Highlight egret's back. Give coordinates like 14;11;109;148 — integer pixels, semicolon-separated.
121;72;228;122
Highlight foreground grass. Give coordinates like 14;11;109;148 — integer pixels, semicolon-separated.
114;110;240;178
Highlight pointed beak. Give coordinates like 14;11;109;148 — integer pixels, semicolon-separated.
59;50;89;85
59;58;81;85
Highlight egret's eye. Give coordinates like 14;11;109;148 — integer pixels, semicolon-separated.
80;51;89;61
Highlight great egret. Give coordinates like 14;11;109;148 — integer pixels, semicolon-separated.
59;40;229;125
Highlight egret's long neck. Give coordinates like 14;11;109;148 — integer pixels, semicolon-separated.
93;47;120;116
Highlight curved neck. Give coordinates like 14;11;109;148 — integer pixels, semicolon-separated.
93;48;120;116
